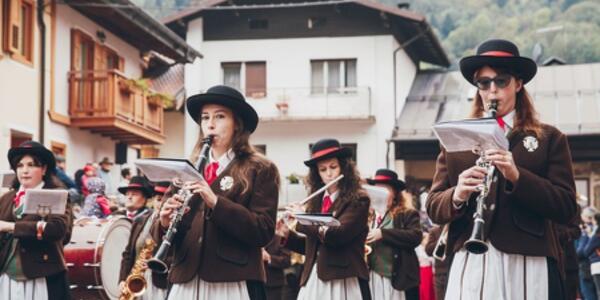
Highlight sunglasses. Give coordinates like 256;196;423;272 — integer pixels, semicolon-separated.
474;74;513;90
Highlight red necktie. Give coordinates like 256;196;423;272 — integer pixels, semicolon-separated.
127;212;136;219
496;117;506;130
204;162;219;185
321;195;332;213
13;190;25;208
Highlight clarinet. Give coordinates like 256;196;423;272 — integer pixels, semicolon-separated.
463;100;498;254
147;135;213;274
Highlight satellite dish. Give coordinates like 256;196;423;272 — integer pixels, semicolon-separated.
532;43;543;64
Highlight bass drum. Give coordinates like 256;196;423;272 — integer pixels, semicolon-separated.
65;216;132;300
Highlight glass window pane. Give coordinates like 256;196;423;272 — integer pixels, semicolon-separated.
345;59;357;88
222;63;241;90
311;61;324;94
328;61;341;93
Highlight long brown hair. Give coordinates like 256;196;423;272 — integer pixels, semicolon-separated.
190;112;279;194
468;66;544;138
305;156;364;213
388;187;414;217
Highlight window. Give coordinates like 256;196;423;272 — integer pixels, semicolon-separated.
10;130;31;148
575;178;590;206
311;59;357;94
3;0;34;64
308;143;357;163
248;18;268;30
222;61;267;98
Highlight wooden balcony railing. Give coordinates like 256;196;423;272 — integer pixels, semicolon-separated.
68;70;165;144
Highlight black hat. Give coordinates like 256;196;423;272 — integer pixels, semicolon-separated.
153;181;170;195
8;141;56;173
304;138;353;167
186;85;259;133
118;176;154;198
367;169;406;191
460;39;537;86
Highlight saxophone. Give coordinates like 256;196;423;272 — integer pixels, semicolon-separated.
120;238;156;300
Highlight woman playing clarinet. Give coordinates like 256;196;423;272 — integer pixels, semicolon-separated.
154;85;280;299
426;39;577;299
277;138;371;299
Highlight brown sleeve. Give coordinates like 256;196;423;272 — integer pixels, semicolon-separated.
285;230;306;255
505;131;577;224
119;219;144;283
268;246;291;269
13;206;72;242
424;226;442;256
426;149;468;225
210;162;279;247
381;210;422;250
322;196;369;247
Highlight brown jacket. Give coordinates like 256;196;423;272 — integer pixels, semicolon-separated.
264;235;291;287
426;124;577;259
119;211;168;289
374;209;422;291
286;194;370;286
0;188;73;278
151;156;280;284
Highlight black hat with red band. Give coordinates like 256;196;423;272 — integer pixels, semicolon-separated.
460;39;537;86
153;181;170;196
118;176;154;198
304;138;353;167
367;169;406;191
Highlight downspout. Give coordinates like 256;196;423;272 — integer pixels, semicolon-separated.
37;0;46;144
386;23;431;168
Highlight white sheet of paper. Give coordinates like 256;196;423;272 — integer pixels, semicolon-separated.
432;118;509;153
1;171;15;188
134;158;204;182
22;189;68;215
294;213;341;227
362;184;389;216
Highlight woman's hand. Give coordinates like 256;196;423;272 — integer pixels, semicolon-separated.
159;194;183;228
275;218;291;239
485;149;519;183
188;180;218;208
0;220;15;233
261;248;272;264
366;228;382;244
454;165;487;203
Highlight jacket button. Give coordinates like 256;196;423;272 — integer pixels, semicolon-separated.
394;254;398;258
43;254;49;261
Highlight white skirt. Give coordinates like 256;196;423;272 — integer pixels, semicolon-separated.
445;243;548;300
297;264;362;300
0;273;48;300
369;271;405;300
141;269;167;300
167;275;249;299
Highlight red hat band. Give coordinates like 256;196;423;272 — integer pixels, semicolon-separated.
374;175;393;181
311;147;340;159
480;51;514;57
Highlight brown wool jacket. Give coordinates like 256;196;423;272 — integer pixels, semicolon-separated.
0;188;73;279
119;211;168;289
285;194;370;286
264;234;291;287
151;156;280;284
426;124;577;259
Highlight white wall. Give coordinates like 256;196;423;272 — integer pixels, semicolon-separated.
158;111;186;158
184;18;417;199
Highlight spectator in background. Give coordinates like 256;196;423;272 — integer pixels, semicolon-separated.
81;177;111;218
425;225;450;300
119;167;131;187
97;157;115;195
263;233;291;300
81;164;96;198
578;208;600;300
54;155;76;189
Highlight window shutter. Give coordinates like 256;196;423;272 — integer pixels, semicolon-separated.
94;43;105;71
71;29;81;71
245;62;266;98
118;56;124;72
6;0;21;54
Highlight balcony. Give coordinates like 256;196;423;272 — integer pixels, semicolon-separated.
68;70;165;145
247;86;374;122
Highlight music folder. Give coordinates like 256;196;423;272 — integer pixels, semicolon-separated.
134;158;204;183
362;184;389;217
1;170;15;188
294;213;341;227
22;189;68;215
432;118;509;153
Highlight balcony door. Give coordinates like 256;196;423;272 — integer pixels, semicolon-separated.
71;30;95;115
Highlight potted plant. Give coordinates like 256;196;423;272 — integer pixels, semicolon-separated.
276;94;290;114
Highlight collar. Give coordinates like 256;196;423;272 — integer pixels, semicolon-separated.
500;110;515;129
324;190;339;203
18;181;45;193
209;148;235;175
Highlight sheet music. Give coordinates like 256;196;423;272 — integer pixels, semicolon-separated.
134;158;204;182
432;118;509;153
22;189;68;215
362;184;389;216
1;171;15;188
294;213;341;227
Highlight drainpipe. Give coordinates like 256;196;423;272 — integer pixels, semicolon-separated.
37;0;46;144
387;24;431;168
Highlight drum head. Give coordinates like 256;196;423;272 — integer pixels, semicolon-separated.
98;217;132;299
